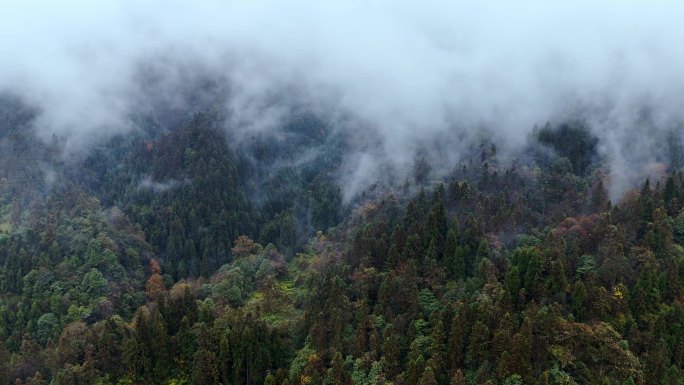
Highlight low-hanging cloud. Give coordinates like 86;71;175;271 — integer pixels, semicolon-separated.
1;0;684;200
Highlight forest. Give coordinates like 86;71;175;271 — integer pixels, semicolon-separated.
0;98;683;385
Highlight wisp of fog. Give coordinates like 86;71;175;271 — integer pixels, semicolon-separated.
1;0;683;200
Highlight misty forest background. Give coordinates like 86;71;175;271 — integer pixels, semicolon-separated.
0;89;683;385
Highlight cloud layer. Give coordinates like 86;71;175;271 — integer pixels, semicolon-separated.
2;1;684;199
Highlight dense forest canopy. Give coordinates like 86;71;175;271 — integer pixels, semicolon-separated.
0;93;682;385
1;2;684;385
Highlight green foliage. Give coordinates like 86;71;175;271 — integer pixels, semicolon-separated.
673;211;684;246
1;110;683;385
418;289;440;317
289;346;316;383
576;254;597;277
503;374;523;385
537;121;598;176
82;268;109;298
36;313;59;344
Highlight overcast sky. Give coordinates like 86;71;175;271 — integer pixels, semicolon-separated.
1;1;683;198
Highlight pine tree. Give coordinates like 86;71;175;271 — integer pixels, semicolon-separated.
324;351;349;385
419;366;438;385
264;373;276;385
467;321;490;368
444;227;465;280
406;356;426;385
192;348;220;385
450;369;466;385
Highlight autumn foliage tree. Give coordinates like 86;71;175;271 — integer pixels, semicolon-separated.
146;259;165;300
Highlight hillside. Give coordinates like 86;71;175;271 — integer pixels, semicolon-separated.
0;98;682;385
